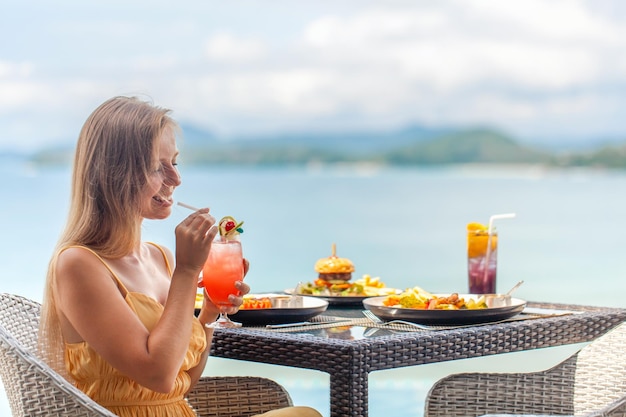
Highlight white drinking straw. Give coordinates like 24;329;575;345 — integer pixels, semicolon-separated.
483;213;516;286
487;213;516;236
177;201;200;211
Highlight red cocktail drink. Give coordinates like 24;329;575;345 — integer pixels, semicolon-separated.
203;239;244;308
203;215;245;328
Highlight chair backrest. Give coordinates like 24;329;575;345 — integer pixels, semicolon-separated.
573;321;626;415
0;293;41;351
0;293;115;416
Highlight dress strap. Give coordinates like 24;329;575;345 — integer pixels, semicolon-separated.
146;242;173;276
60;245;130;297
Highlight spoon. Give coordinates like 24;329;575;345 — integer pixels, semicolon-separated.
484;280;524;307
506;280;524;297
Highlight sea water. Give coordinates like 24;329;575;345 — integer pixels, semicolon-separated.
1;160;625;416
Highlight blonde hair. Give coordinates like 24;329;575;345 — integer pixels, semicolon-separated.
38;96;178;377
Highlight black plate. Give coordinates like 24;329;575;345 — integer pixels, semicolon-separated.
363;294;527;325
284;288;399;306
229;295;329;325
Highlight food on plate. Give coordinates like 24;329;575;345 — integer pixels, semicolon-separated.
195;292;204;310
383;286;488;310
296;244;398;297
238;294;303;310
314;243;355;283
241;296;273;310
296;274;398;297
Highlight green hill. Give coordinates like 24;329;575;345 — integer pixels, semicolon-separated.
380;128;551;165
554;143;626;169
25;124;626;169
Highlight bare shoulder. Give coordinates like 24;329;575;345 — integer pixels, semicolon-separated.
54;246;119;298
56;247;107;277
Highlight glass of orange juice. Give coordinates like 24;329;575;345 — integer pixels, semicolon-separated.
203;216;244;328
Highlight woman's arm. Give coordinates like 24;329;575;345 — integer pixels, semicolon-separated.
56;209;217;393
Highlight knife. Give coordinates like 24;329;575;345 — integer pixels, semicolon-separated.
266;319;352;329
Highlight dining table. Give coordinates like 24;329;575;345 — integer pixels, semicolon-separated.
208;299;626;417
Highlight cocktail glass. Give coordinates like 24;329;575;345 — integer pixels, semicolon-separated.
467;227;498;294
203;237;244;328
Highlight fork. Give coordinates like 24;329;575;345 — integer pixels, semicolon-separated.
362;310;442;330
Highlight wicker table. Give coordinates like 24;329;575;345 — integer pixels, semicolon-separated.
209;301;626;417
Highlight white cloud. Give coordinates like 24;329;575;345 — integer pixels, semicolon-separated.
0;61;34;79
0;81;41;110
205;33;267;63
301;1;626;92
3;0;626;149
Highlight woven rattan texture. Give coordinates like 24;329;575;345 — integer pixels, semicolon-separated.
187;376;293;416
210;302;625;417
0;293;293;417
0;293;116;416
424;322;626;417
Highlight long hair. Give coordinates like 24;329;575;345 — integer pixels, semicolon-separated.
38;96;178;377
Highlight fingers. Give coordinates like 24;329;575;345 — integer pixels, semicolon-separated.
234;280;250;296
186;209;215;236
214;281;250;315
174;208;216;272
243;259;250;277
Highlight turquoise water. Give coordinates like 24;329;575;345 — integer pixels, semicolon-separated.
1;161;625;415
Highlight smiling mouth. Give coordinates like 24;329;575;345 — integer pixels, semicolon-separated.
153;194;173;205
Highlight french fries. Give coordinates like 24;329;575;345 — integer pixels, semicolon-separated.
240;297;273;309
353;274;398;296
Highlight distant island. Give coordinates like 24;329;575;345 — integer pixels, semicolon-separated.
23;124;626;169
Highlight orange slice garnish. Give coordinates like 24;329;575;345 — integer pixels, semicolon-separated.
467;222;497;257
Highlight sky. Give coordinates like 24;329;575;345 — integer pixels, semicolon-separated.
3;0;626;152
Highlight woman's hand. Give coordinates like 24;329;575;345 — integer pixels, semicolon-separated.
174;208;217;275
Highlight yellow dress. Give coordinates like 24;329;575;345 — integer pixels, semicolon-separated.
63;244;207;417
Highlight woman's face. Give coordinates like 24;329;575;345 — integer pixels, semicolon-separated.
141;127;181;220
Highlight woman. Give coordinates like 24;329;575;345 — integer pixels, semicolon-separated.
39;96;321;417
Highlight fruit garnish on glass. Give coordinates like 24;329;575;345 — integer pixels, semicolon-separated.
218;216;244;241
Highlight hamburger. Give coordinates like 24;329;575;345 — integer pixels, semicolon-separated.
314;243;355;285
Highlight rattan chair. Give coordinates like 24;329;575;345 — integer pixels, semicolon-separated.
0;293;293;416
424;321;626;417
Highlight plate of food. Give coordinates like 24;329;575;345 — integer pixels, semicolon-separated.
363;286;526;325
227;294;329;326
285;277;399;306
286;244;399;305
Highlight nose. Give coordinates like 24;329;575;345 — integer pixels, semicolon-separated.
163;165;181;187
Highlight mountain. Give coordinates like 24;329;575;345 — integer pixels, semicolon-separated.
23;122;626;169
554;142;626;169
177;123;219;147
222;124;451;154
381;128;551;165
178;126;554;166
